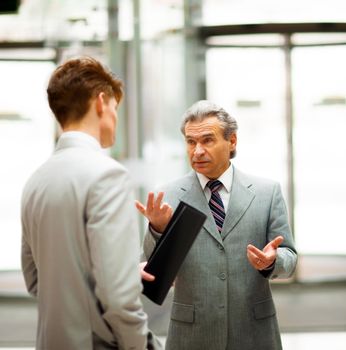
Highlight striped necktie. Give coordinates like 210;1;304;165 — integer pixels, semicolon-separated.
207;180;225;233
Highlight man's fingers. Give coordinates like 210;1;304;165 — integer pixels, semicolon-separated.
247;244;263;256
154;192;164;210
161;202;172;214
247;243;258;252
270;235;284;249
247;244;266;261
247;249;265;269
135;200;146;214
246;248;257;260
146;192;155;211
140;262;155;281
142;271;155;281
137;192;168;213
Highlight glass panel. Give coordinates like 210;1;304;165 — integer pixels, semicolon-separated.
202;0;346;25
292;33;346;46
140;0;183;39
0;60;56;270
206;34;285;47
206;47;288;196
0;0;107;42
124;35;187;191
119;0;183;40
292;45;346;254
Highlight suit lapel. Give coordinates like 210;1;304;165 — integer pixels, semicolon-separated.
221;168;255;240
178;172;223;245
175;168;255;243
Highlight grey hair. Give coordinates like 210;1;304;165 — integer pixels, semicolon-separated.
180;100;238;158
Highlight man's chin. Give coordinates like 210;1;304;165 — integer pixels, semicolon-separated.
192;164;209;174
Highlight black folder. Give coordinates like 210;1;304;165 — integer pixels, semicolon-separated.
142;201;207;305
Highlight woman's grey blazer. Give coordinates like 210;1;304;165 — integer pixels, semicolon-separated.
21;134;151;350
143;168;297;350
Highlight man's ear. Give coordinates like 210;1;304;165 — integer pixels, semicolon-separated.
229;132;237;152
95;92;105;117
230;132;237;146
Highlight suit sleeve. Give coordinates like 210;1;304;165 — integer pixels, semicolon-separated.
86;166;148;350
21;207;38;297
264;182;298;280
21;236;38;297
142;226;162;262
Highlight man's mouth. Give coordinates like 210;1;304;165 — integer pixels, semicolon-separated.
193;160;209;165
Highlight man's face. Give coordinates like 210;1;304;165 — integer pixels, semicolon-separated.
100;97;118;148
184;116;237;179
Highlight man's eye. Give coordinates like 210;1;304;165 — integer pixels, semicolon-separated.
186;139;195;145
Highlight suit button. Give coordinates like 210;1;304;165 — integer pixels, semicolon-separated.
217;244;224;250
219;272;226;280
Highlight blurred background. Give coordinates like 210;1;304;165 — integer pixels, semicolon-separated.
0;0;345;349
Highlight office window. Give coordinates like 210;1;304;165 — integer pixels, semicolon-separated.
206;47;288;193
206;39;346;256
292;45;346;254
202;0;346;25
0;60;55;270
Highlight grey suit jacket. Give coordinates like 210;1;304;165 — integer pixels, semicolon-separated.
21;133;155;350
143;168;297;350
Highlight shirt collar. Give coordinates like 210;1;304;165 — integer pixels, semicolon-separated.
59;131;101;151
196;163;233;192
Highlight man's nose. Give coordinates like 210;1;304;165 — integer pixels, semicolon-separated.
194;143;205;156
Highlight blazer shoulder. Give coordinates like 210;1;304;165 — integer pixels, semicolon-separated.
83;154;133;193
159;171;196;192
234;169;283;201
71;148;129;176
235;168;280;189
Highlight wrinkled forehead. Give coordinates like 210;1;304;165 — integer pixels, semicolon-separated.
184;117;223;138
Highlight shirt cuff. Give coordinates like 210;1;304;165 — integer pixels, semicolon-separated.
149;224;163;240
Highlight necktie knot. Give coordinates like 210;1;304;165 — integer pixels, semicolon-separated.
207;180;223;193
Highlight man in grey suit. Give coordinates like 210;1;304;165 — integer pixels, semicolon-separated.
21;57;160;350
136;100;297;349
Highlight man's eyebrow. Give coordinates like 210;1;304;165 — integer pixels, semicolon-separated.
185;132;215;139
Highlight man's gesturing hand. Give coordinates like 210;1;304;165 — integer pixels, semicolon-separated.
247;236;284;271
135;191;173;233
